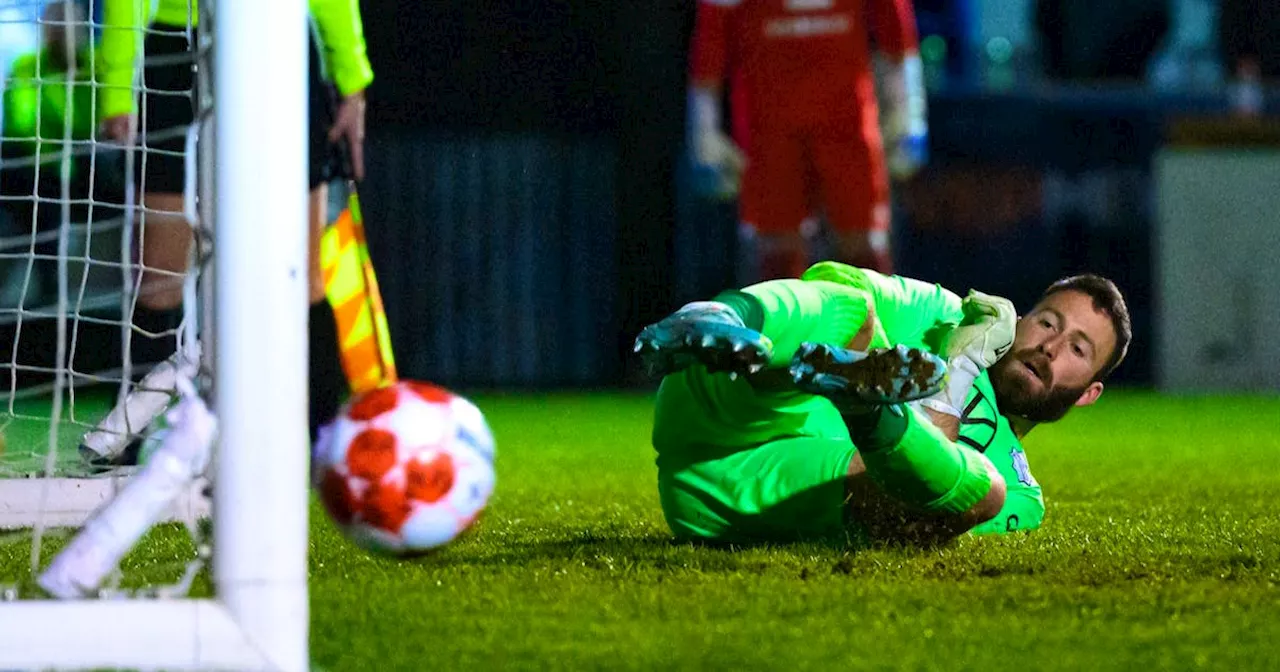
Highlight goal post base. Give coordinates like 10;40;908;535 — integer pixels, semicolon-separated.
0;596;306;671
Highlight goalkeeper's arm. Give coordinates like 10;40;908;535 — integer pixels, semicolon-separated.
916;290;1016;436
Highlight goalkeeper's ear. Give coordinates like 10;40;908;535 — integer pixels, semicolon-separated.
1072;382;1105;409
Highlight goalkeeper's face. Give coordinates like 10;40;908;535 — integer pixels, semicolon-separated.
988;289;1116;423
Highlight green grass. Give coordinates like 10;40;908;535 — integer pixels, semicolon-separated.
0;390;115;477
3;390;1279;671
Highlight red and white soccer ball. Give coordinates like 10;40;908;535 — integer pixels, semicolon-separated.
312;380;496;556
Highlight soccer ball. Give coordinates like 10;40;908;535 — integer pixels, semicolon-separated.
312;380;495;556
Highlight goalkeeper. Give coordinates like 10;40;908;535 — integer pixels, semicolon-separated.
636;262;1130;544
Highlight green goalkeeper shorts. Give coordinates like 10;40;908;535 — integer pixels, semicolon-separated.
656;434;858;544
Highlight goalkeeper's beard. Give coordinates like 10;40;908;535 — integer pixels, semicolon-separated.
989;352;1089;424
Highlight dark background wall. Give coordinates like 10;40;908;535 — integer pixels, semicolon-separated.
350;0;1172;389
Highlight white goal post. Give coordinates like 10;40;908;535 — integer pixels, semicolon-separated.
0;0;312;667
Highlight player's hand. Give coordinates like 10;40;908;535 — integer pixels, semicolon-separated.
329;89;367;181
690;127;746;200
634;301;772;378
884;121;928;181
100;114;136;145
881;102;928;180
687;86;745;200
942;290;1016;369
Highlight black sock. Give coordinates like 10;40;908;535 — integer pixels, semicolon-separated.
130;306;182;375
309;300;346;443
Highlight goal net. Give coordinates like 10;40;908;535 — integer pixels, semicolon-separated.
0;0;310;669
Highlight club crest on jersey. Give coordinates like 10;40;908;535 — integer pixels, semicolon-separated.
1010;449;1036;487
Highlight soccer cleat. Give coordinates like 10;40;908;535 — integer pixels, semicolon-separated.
634;301;773;378
82;438;145;471
789;342;947;406
79;345;201;467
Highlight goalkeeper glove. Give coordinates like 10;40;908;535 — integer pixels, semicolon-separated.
688;87;747;200
917;290;1016;418
634;301;772;378
944;290;1017;369
875;52;928;180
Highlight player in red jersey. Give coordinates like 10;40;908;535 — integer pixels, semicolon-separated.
687;0;928;280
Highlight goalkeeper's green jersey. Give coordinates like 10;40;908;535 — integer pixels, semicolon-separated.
651;263;1045;540
962;368;1045;534
97;0;374;120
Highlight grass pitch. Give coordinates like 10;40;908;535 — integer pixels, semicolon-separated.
2;389;1278;671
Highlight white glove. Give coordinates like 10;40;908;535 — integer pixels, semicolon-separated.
914;291;1014;420
688;87;746;199
875;52;928;180
944;289;1017;369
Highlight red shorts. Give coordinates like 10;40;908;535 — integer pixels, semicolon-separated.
739;128;889;236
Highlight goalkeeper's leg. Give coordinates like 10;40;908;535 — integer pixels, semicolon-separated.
842;441;1005;544
792;343;1006;542
633;300;773;379
635;272;890;385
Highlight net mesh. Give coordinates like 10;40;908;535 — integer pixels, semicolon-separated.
0;0;213;599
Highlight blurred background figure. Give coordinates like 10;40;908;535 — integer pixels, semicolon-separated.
0;1;127;383
1;1;104;268
1218;0;1280;116
685;0;929;282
